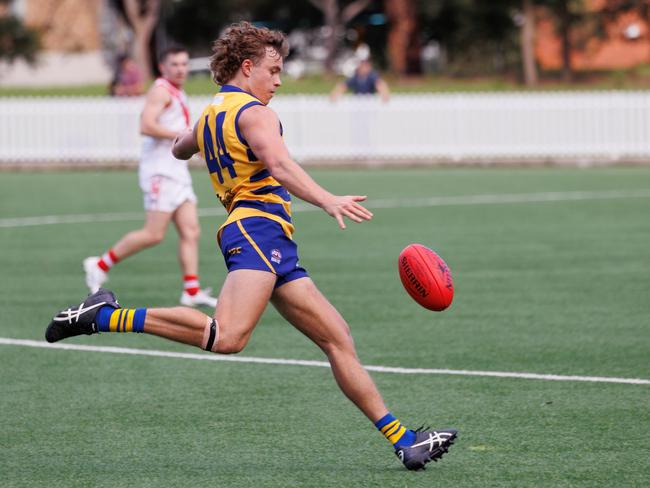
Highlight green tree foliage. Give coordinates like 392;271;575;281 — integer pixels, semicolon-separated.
157;0;602;82
162;0;322;55
0;15;39;65
417;0;520;76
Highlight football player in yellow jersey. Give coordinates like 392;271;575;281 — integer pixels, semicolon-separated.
45;22;457;471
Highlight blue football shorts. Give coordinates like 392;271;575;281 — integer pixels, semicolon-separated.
219;217;309;288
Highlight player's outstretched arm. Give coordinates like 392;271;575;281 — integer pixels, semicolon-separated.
240;105;373;229
172;123;199;160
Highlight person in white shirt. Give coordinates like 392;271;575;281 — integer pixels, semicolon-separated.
84;45;217;308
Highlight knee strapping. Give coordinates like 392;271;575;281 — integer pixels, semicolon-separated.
202;317;219;353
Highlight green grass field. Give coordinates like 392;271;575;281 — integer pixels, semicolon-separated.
1;167;649;487
3;68;650;97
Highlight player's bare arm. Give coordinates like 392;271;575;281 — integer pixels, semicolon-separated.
172;123;199;160
240;105;373;229
140;86;180;140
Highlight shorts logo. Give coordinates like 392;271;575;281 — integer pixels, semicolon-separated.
150;176;162;196
270;248;282;264
227;247;242;256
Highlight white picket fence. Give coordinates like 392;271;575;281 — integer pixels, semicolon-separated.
1;92;650;164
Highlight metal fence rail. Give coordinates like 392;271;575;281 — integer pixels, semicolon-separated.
1;92;649;164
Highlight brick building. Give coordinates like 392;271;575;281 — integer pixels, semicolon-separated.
0;0;115;87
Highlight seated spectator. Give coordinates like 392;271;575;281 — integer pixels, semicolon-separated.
330;59;390;102
110;55;144;97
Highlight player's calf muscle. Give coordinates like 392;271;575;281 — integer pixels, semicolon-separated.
214;339;245;355
143;307;211;348
142;309;251;355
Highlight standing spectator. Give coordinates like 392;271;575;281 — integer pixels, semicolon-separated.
110;54;145;97
330;59;390;102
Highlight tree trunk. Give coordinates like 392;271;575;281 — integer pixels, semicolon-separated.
385;0;418;75
322;0;338;73
644;1;650;58
521;0;538;86
557;0;573;82
309;0;372;74
122;0;160;81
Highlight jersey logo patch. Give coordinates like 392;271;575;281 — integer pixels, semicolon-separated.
270;249;282;264
227;247;242;256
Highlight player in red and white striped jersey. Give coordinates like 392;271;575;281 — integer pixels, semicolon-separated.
84;46;216;308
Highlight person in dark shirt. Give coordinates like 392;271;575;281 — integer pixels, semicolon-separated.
330;59;390;102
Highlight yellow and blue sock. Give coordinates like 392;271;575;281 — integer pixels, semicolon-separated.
96;306;146;333
375;413;416;448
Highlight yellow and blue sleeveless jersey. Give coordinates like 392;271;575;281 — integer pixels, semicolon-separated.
196;85;293;237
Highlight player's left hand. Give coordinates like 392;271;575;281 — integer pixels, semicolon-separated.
324;195;373;230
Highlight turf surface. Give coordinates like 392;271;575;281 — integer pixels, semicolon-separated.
1;167;649;487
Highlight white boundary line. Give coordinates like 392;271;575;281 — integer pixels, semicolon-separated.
2;189;650;228
2;338;648;385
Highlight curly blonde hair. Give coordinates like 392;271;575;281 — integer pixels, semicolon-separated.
209;21;289;86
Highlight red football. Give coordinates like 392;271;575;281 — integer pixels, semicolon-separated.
398;244;454;311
